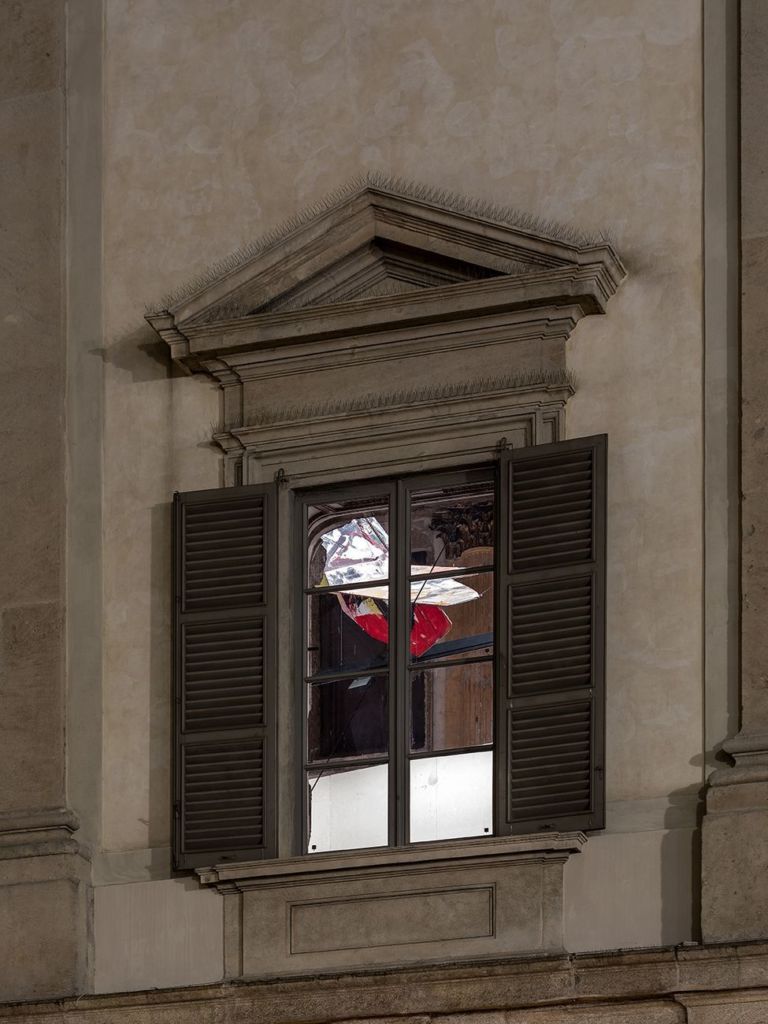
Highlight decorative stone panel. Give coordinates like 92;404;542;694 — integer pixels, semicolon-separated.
201;833;584;978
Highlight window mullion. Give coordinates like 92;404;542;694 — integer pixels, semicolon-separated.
393;479;410;847
493;459;507;836
298;494;310;855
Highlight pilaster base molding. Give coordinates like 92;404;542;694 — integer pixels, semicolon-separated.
0;808;91;1000
702;731;768;943
0;806;86;859
708;731;768;787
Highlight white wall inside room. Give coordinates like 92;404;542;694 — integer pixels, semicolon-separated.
308;752;493;852
309;764;389;853
410;751;493;843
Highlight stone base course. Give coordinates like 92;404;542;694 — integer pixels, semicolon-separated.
2;942;768;1024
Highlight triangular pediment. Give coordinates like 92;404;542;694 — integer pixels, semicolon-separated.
148;175;623;330
146;176;626;374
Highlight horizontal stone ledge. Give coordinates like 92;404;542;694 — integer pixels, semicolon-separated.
198;832;586;891
722;731;768;757
2;941;768;1023
707;764;768;788
153;265;618;374
0;850;91;886
0;807;80;837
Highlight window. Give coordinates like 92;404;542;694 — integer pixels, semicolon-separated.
300;469;496;853
171;436;606;870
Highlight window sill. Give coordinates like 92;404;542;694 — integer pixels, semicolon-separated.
198;831;586;891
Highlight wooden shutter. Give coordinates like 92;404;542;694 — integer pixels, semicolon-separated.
497;435;606;833
173;484;277;869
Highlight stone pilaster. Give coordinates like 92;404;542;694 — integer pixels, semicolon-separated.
0;1;93;998
701;0;768;943
0;810;90;998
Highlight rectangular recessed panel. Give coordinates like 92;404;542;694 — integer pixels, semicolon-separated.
510;449;593;571
290;886;494;953
509;576;592;698
182;740;264;854
183;497;264;611
508;701;591;821
183;620;264;731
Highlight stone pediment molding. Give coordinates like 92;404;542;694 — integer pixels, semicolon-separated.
146;177;625;485
146;175;626;376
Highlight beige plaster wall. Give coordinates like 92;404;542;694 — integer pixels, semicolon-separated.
740;0;768;734
93;879;223;993
0;0;67;815
565;823;696;952
95;0;705;973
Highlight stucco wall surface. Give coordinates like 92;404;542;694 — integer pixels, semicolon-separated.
95;0;704;983
0;0;66;814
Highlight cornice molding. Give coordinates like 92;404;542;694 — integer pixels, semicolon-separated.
229;368;573;429
220;383;569;487
199;309;580;393
149;264;622;377
226;383;569;455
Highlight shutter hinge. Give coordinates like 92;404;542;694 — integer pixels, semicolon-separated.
495;436;509;454
274;467;289;487
173;802;180;819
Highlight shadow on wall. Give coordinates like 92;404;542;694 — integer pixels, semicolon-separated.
90;322;180;383
564;785;703;953
661;785;703;946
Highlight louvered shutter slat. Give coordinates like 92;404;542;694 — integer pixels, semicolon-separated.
498;436;606;834
173;485;276;869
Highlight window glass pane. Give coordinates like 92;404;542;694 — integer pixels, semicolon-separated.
409;574;494;662
307;498;390;589
307;674;388;763
409;751;493;843
307;589;389;677
410;481;494;573
307;763;388;853
410;662;493;754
